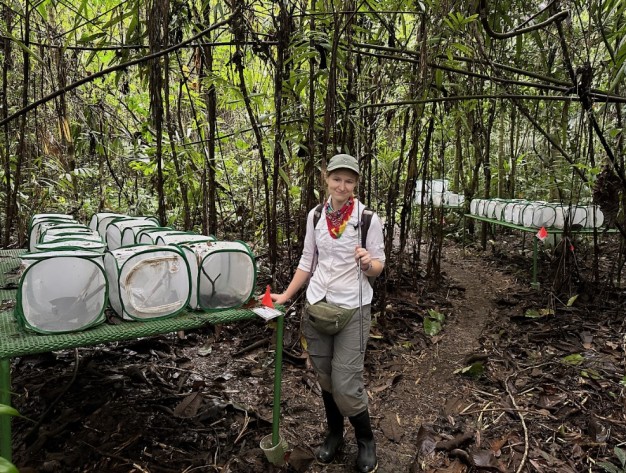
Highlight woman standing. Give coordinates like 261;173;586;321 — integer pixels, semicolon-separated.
271;153;385;473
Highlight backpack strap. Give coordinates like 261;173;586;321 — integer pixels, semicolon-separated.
309;204;324;276
360;207;373;249
359;207;376;287
313;203;324;229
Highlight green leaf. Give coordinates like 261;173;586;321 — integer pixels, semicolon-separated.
597;461;620;473
78;32;108;43
427;309;445;322
0;404;20;417
454;361;485;379
278;168;290;186
567;295;579;307
580;369;603;380
615;447;626;468
3;31;44;65
561;354;584;366
423;317;442;336
35;0;51;20
0;457;19;473
524;307;554;318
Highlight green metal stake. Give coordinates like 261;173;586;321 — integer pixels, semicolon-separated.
462;215;466;255
0;358;11;463
532;236;539;289
271;314;284;446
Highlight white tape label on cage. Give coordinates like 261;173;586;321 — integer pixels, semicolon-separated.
253;306;283;320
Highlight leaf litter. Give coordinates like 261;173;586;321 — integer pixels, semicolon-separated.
8;240;626;472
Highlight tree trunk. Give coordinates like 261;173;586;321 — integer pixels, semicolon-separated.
268;1;294;280
230;5;273;267
497;104;505;198
320;6;342;173
1;4;14;246
6;0;30;246
148;0;168;226
299;0;317;244
165;50;191;230
453;117;462;194
508;105;517;197
200;5;218;236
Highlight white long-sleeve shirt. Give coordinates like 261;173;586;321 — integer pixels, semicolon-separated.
298;198;386;309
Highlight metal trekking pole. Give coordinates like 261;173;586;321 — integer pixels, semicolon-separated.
357;201;364;353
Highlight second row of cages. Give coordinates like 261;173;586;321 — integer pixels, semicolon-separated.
414;179;465;208
28;212;217;253
469;198;605;229
415;190;465;208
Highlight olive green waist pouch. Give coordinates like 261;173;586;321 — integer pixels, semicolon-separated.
305;301;357;335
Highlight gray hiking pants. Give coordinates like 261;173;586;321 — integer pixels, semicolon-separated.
303;304;371;417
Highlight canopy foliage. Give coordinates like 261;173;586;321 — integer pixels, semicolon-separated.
0;0;624;283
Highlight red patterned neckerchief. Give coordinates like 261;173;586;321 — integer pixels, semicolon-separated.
325;197;354;239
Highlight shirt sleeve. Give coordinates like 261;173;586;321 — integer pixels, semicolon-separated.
366;212;386;263
297;208;317;272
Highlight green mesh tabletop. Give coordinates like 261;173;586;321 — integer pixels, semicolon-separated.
0;306;258;359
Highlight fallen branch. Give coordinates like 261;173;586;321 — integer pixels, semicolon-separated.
233;338;269;356
435;431;474;451
505;373;529;473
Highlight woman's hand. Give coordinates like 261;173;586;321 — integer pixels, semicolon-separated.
354;246;372;271
271;293;290;306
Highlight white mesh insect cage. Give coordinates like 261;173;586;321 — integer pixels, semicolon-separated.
121;224;162;246
105;218;159;250
155;233;214;246
29;213;75;228
134;227;176;244
39;225;98;241
104;245;191;320
89;212;125;232
180;241;257;311
34;239;107;253
137;229;187;245
29;218;79;251
40;232;104;245
584;206;605;228
15;251;108;334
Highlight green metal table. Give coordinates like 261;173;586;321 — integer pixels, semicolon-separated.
462;214;619;287
0;249;279;463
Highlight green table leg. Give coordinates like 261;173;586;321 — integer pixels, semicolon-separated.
272;315;284;446
462;215;465;254
532;237;539;289
0;357;11;462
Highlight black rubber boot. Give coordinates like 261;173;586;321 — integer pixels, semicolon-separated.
316;390;344;463
349;409;378;473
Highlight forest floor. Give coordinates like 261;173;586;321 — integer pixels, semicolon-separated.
8;231;626;473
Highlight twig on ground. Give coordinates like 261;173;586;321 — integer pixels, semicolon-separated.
505;373;529;473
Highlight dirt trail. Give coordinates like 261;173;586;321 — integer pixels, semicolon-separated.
400;250;495;417
374;248;513;472
294;246;522;473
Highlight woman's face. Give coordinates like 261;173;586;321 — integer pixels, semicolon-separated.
326;169;358;206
